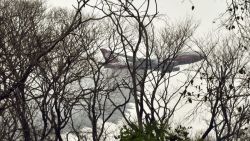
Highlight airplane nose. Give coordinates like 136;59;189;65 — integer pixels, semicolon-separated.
194;52;206;61
198;53;206;62
200;52;206;59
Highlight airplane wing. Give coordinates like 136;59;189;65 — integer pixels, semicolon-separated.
114;53;134;62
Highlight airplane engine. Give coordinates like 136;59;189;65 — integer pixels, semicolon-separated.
171;66;180;72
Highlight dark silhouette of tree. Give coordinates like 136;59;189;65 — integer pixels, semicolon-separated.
0;0;226;141
87;1;200;140
0;0;113;140
192;36;250;140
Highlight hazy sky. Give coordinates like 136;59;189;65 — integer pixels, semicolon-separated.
45;0;227;133
46;0;227;35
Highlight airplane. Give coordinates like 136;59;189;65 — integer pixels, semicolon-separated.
100;48;205;72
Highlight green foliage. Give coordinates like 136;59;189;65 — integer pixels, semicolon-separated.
115;122;191;141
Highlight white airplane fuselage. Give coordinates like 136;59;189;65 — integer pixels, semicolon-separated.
100;49;205;72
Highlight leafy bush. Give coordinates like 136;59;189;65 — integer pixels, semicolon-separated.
115;122;191;141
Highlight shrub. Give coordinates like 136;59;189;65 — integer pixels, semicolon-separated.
115;122;191;141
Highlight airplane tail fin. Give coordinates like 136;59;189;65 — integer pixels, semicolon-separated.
100;48;119;63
